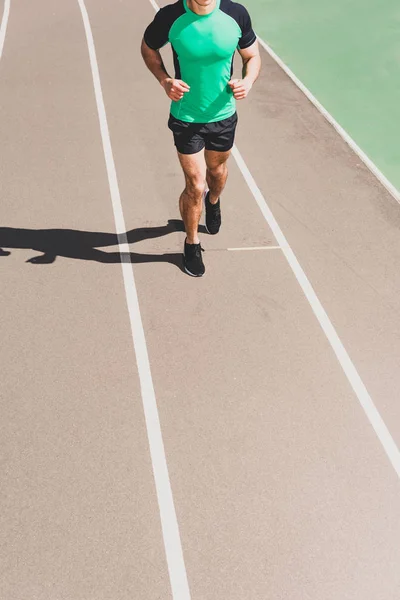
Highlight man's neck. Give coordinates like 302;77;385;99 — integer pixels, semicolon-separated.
187;0;217;16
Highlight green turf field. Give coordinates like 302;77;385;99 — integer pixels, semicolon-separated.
246;0;400;194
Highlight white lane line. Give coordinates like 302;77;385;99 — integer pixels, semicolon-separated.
228;246;282;251
76;1;191;598
232;144;400;478
147;0;160;11
123;246;282;254
0;0;11;60
256;36;400;206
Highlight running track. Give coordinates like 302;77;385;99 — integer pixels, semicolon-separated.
1;1;400;598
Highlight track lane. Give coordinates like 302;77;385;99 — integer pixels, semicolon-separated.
85;1;400;598
0;1;170;598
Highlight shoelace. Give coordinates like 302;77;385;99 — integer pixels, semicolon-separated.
185;242;204;258
208;201;220;220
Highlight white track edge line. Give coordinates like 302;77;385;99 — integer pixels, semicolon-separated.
227;246;282;251
232;144;400;478
148;0;160;11
77;1;191;598
256;36;400;206
0;0;10;59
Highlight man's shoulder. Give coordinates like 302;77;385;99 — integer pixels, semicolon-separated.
144;1;185;49
157;0;185;21
220;0;251;19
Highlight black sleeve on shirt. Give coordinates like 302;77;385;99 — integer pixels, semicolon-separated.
220;1;257;49
143;2;185;50
237;5;257;49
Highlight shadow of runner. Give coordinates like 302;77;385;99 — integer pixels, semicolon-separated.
0;220;207;271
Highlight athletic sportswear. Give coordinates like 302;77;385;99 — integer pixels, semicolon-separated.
144;0;256;123
168;112;238;154
183;240;205;276
204;191;221;234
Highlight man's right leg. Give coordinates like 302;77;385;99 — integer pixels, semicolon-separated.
177;150;206;245
176;150;207;276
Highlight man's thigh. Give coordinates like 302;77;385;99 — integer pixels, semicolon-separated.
204;149;231;171
177;149;206;185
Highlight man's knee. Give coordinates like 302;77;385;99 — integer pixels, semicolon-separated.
207;162;227;179
185;176;205;199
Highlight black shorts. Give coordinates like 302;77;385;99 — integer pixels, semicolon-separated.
168;112;238;155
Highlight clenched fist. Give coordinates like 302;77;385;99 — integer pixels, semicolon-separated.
228;78;252;100
161;78;190;102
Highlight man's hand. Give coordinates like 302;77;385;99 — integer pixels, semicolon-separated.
228;78;253;100
161;78;190;101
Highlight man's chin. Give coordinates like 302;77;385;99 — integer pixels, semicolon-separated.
192;0;215;6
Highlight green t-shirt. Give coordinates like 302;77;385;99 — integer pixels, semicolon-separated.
144;0;256;123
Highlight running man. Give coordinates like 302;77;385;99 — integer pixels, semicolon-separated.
141;0;261;276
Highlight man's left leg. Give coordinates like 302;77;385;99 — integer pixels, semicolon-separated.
204;149;231;234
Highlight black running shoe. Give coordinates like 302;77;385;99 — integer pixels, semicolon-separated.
205;191;221;235
183;240;205;277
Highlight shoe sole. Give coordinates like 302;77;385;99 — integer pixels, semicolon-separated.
204;223;220;235
183;253;205;277
184;266;204;277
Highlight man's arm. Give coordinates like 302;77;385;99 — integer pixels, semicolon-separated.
141;38;190;102
228;40;261;100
